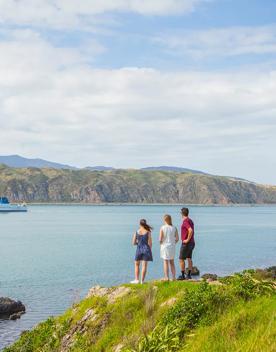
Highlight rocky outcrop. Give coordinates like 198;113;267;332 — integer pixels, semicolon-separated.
0;297;25;320
60;286;131;351
86;285;131;304
1;165;276;204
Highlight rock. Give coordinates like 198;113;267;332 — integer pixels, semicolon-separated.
107;287;131;304
208;281;223;286
265;266;276;279
61;309;110;352
86;286;110;299
185;266;200;276
113;343;124;352
0;297;25;319
160;297;177;307
9;312;24;320
86;285;131;304
201;273;218;281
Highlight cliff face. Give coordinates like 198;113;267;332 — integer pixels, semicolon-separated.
0;164;276;204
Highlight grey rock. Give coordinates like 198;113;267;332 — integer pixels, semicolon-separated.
185;266;200;276
201;273;218;281
0;297;25;319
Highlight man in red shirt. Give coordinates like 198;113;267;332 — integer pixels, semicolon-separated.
177;207;195;280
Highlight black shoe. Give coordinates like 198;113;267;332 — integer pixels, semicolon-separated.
186;274;192;280
177;275;186;281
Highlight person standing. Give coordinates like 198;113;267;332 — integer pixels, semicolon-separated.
178;207;195;280
131;219;153;284
159;214;179;281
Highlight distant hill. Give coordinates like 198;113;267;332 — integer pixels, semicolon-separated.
0;156;204;175
142;166;206;174
85;166;115;171
0;155;76;170
0;164;275;204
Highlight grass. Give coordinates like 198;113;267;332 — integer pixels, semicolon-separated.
4;272;276;352
184;296;276;352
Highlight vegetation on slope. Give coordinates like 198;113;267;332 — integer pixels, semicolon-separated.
1;164;276;204
4;269;276;352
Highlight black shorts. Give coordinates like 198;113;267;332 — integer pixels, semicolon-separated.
179;242;195;260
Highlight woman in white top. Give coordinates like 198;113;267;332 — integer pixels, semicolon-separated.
159;214;179;281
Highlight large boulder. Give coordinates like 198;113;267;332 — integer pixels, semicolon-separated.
0;297;25;319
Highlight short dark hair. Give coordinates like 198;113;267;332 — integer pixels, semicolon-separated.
181;207;189;217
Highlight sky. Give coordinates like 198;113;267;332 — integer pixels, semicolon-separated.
0;0;276;184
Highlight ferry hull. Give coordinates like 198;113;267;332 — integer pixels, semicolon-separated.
0;206;28;212
0;209;28;212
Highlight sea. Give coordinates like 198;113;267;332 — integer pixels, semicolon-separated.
0;205;276;349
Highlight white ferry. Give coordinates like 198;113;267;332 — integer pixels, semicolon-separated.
0;197;27;212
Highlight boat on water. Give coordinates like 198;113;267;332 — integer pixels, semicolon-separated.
0;197;27;212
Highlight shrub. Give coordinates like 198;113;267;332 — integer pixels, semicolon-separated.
129;272;275;352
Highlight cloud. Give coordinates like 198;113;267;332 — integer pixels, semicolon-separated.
0;28;276;183
0;0;207;30
154;24;276;58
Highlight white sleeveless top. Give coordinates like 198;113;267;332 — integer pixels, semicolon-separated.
160;225;177;260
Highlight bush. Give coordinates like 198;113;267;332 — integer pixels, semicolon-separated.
221;272;275;300
129;272;275;352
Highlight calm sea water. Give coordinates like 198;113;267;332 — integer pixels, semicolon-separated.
0;205;276;349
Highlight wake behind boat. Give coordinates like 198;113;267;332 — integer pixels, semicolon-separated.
0;197;27;212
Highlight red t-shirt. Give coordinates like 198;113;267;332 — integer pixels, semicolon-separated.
181;217;195;243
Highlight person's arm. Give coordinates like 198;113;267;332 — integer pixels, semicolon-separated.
132;233;137;245
183;227;193;244
175;228;179;243
159;228;164;244
148;232;152;249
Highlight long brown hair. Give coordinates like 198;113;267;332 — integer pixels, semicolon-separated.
164;214;172;226
140;219;153;232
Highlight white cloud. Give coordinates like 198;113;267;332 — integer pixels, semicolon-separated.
0;0;206;29
0;29;276;183
155;24;276;58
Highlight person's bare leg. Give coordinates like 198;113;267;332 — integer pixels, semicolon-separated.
169;259;176;280
163;260;169;280
135;261;140;281
179;259;185;272
141;261;148;283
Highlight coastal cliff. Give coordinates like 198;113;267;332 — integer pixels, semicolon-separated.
4;269;276;352
1;164;276;204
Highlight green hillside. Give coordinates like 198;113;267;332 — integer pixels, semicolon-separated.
1;164;276;204
4;269;276;352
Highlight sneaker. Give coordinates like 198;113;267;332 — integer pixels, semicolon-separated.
177;275;186;281
186;274;192;280
130;279;139;284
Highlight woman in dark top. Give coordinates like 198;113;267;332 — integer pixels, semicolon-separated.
131;219;153;284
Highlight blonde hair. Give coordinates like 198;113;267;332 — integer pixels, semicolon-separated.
164;214;172;226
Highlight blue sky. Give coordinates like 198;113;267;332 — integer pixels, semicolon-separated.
0;0;276;183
